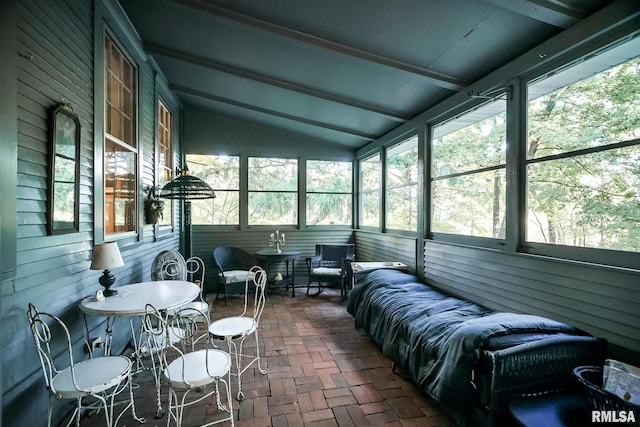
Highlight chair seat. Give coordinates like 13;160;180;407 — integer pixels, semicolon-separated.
311;267;341;276
220;270;255;284
164;349;231;389
52;356;131;399
209;316;255;338
166;301;209;318
139;326;186;356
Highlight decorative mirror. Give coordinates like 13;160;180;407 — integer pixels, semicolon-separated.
47;104;80;235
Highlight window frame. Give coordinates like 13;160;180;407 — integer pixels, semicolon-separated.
522;38;640;270
102;32;138;239
247;156;299;227
358;153;382;230
156;99;174;229
385;135;419;235
305;159;353;228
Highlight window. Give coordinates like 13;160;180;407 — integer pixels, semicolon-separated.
359;154;380;227
104;34;137;235
188;154;240;225
432;98;507;238
248;157;297;225
157;101;173;227
306;160;352;225
526;41;640;258
386;136;418;232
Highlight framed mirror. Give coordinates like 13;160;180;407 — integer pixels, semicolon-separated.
47;104;80;235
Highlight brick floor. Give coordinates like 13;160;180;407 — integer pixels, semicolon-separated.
79;287;456;427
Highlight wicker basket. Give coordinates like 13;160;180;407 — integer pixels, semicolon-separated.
573;366;639;426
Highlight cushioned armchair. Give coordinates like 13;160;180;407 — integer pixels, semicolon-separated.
305;244;355;299
213;246;257;305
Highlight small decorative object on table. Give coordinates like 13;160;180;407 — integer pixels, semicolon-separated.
144;187;165;225
268;230;285;254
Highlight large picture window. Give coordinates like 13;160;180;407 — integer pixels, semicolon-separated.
526;42;640;258
359;154;380;228
386;136;418;232
432;99;507;239
104;34;137;235
248;157;298;225
306;160;352;226
188;154;240;225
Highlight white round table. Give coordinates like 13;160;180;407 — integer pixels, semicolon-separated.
79;280;200;317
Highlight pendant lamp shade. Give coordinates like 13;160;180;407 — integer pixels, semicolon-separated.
158;166;216;200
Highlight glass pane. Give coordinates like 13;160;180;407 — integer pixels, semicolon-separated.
360;154;380;191
248;157;297;191
187;154;239;190
307;160;352;192
386;186;418;231
528;56;640;159
432;169;506;238
527;145;640;251
53;182;75;223
361;192;379;227
433;101;507;176
192;191;239;225
387;136;418;187
306;193;351;225
54;157;76;182
248;192;297;225
104;139;136;234
55;113;77;158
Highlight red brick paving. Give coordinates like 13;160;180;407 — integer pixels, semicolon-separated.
79;288;456;426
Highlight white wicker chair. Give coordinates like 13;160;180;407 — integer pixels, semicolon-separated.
141;304;234;427
27;303;135;427
208;265;268;400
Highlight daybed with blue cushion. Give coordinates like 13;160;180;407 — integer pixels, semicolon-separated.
347;269;606;426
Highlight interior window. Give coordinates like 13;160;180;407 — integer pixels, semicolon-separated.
432;99;507;239
187;154;240;225
248;157;298;225
386;135;418;232
306;160;352;226
157;101;173;227
104;34;137;235
526;38;640;259
359;153;380;228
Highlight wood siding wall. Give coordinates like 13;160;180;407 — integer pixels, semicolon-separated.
423;240;640;361
1;1;180;425
354;230;417;273
191;227;354;291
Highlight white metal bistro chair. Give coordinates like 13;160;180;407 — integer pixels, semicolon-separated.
141;304;234;427
27;303;135;427
166;256;209;323
208;265;268;400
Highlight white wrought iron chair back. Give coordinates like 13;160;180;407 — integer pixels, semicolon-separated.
141;304;234;426
208;265;268;400
27;303;134;427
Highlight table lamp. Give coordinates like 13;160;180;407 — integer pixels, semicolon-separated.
90;242;124;296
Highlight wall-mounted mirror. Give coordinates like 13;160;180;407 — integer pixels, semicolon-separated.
47;104;80;235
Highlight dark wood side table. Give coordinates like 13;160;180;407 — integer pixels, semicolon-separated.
255;249;301;297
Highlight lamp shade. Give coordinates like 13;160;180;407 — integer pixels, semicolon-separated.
90;242;124;270
157;166;216;200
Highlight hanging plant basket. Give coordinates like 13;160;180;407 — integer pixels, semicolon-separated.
144;188;164;225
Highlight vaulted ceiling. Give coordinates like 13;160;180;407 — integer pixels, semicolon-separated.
119;0;613;150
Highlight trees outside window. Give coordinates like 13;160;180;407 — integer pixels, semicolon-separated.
386;136;418;232
248;157;298;225
432;100;507;238
187;154;240;225
359;154;380;228
306;160;352;225
527;50;640;254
